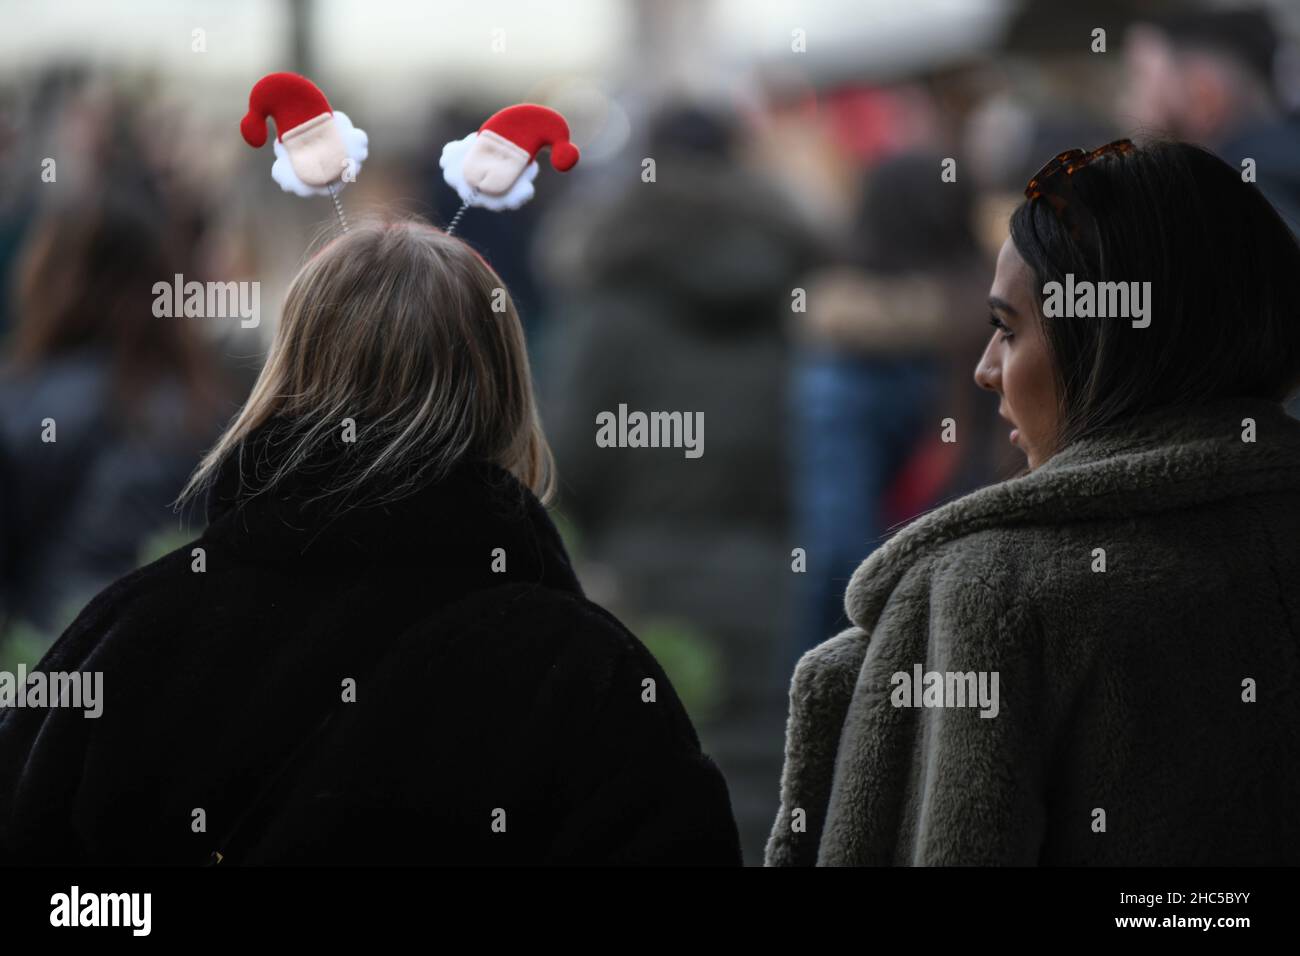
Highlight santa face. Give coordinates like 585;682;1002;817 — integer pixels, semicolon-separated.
271;111;368;197
462;130;532;196
440;132;538;211
281;113;347;187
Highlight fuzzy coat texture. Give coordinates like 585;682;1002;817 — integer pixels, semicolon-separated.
0;419;742;865
767;397;1300;865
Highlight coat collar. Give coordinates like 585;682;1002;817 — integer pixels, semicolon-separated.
846;397;1300;629
199;417;582;596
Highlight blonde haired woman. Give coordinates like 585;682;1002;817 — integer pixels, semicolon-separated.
0;219;742;866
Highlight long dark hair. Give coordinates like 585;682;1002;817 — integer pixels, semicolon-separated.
1009;140;1300;451
10;184;225;438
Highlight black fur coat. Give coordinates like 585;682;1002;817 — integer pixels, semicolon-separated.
0;421;742;865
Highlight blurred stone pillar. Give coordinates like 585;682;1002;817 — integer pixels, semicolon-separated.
288;0;314;76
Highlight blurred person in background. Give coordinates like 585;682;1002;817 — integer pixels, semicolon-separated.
0;218;742;865
790;152;989;655
0;67;97;342
0;182;228;649
1124;6;1300;231
1124;6;1300;420
770;140;1300;866
541;103;822;861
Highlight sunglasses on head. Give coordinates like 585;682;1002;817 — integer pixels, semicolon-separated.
1024;138;1135;237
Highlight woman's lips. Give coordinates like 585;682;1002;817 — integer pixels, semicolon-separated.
999;407;1020;446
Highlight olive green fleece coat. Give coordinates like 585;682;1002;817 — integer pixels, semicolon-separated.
767;397;1300;865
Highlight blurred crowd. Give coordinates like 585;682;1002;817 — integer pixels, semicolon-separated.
2;1;1298;863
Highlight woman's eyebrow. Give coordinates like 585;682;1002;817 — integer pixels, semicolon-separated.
987;295;1019;317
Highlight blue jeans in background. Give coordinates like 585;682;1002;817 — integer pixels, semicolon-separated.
789;350;942;659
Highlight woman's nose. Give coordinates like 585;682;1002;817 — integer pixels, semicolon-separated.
973;334;1000;393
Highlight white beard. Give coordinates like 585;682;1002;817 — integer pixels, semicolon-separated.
440;132;539;211
270;111;369;197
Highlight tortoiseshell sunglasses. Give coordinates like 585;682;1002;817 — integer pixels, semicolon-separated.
1024;138;1136;237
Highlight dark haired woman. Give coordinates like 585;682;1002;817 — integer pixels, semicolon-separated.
768;140;1300;865
0;188;228;641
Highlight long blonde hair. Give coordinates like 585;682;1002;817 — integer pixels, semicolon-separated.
178;217;554;509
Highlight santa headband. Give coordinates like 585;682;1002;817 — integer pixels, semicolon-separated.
240;72;369;230
439;103;580;233
239;74;579;236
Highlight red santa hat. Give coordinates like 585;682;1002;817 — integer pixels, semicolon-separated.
240;72;333;147
478;104;579;172
441;102;579;217
241;72;362;192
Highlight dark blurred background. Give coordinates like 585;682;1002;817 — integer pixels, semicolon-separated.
2;0;1298;864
